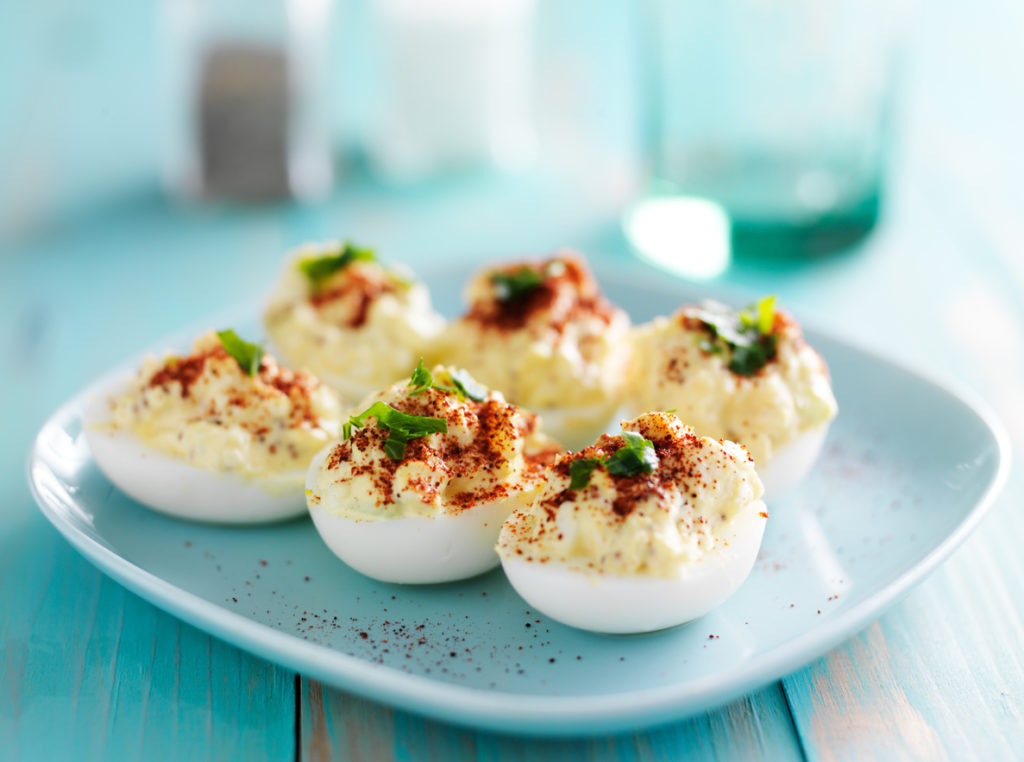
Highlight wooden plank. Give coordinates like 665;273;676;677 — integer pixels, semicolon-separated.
1;223;298;760
299;678;803;762
0;516;297;761
783;501;1024;762
778;214;1024;760
775;188;1024;760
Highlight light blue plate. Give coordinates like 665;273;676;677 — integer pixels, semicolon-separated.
27;268;1009;736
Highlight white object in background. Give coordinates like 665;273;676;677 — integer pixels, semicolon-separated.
370;0;538;182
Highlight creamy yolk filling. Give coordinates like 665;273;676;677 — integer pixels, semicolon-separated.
629;306;837;464
498;412;764;578
264;243;444;398
431;251;631;413
308;369;561;521
107;332;341;478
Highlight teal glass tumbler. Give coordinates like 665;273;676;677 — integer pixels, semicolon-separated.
629;0;908;267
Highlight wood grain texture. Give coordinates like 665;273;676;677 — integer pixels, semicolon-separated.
299;679;803;762
1;221;298;761
0;517;297;762
784;502;1024;762
779;64;1024;756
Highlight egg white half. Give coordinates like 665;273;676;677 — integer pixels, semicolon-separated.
83;376;308;524
499;502;767;634
305;446;516;584
535;403;624;453
757;424;830;498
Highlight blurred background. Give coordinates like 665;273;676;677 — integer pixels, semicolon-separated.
1;0;1023;303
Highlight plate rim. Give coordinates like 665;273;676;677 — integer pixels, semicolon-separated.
26;269;1012;736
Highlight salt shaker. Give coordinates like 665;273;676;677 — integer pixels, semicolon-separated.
162;0;333;201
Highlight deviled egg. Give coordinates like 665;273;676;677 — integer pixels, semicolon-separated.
431;251;631;449
84;330;343;523
628;297;837;496
497;412;766;634
264;240;445;401
306;364;561;584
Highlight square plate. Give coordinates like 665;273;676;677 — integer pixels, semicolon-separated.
27;267;1008;735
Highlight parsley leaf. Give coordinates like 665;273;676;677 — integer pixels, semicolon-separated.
569;458;602;490
605;432;659;476
449;368;488;402
298;242;376;289
346;401;448;460
693;296;779;377
491;266;544;301
406;361;489;402
407;359;434;394
383;430;411;460
727;335;778;376
567;433;659;489
216;329;263;376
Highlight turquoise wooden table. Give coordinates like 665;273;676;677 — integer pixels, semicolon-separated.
3;3;1024;761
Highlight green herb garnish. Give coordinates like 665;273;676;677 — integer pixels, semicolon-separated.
408;359;434;394
698;338;722;355
407;361;456;397
449;368;488;402
491;266;545;301
216;329;264;376
604;432;659;476
694;295;778;377
749;295;776;335
345;401;448;460
567;433;659;489
298;242;376;289
407;360;488;402
727;339;777;376
569;458;602;490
